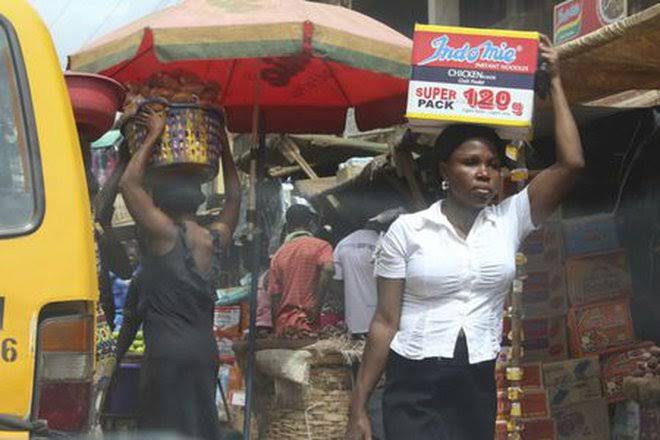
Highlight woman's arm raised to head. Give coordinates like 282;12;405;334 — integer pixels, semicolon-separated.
527;34;585;225
119;108;177;254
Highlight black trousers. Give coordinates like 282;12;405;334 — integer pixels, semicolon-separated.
382;333;497;440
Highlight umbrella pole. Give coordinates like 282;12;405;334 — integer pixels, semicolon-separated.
243;110;264;440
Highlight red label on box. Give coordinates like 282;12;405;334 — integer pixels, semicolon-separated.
412;31;538;74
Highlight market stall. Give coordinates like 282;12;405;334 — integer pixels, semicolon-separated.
70;1;413;438
65;1;660;437
558;3;660;105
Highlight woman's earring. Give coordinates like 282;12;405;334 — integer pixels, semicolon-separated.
441;179;450;191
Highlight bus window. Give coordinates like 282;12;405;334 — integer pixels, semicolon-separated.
0;20;40;235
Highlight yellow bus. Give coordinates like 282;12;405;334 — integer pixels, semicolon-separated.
0;1;98;438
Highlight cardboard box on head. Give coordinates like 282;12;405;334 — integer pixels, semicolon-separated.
406;24;540;140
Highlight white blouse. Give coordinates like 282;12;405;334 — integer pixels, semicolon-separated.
375;188;537;364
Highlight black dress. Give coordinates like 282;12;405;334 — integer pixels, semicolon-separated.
138;223;222;440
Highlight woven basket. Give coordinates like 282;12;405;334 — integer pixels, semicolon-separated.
261;364;352;440
122;99;224;182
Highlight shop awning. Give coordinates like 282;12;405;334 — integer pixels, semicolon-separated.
559;4;660;105
234;133;389;177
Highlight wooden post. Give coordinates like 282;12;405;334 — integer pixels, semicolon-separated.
278;136;341;210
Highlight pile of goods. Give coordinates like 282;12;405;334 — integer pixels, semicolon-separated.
630;345;660;378
120;71;225;182
492;190;660;439
621;344;660;404
123;71;221;113
111;329;145;355
127;330;145;355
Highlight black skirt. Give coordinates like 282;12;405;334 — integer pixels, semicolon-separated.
382;332;497;440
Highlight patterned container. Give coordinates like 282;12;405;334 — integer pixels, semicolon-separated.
122;99;224;181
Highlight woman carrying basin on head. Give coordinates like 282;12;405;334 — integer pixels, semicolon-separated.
345;35;584;440
119;106;241;440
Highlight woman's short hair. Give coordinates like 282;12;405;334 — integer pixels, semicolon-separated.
433;124;507;163
152;177;205;216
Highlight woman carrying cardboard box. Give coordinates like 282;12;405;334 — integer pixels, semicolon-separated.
346;35;584;440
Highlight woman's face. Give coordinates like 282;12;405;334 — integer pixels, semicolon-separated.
439;137;501;208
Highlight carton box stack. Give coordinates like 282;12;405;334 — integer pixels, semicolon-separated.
495;355;556;440
543;357;609;440
214;301;249;423
561;214;640;403
496;220;564;440
537;213;638;439
498;175;647;438
501;220;570;362
496;153;558;439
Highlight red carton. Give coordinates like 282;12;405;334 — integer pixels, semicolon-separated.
600;342;654;403
407;24;539;140
503;315;568;362
216;336;236;363
567;299;635;356
565;250;633;306
498;389;551;419
214;305;241;338
552;399;610;440
496;418;557;440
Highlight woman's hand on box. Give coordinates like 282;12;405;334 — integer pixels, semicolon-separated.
539;34;559;80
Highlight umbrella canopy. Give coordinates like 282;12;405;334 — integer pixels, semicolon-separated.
68;0;412;134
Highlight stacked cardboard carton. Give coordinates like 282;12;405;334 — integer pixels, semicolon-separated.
495;355;556;440
506;211;649;440
504;220;570;362
213;302;249;422
499;180;644;439
543;356;609;440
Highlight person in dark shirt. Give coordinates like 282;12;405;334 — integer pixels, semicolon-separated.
119;107;240;440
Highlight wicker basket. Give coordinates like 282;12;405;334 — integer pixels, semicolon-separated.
122;99;224;182
262;364;352;440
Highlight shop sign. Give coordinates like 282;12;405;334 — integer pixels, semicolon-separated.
554;0;628;44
